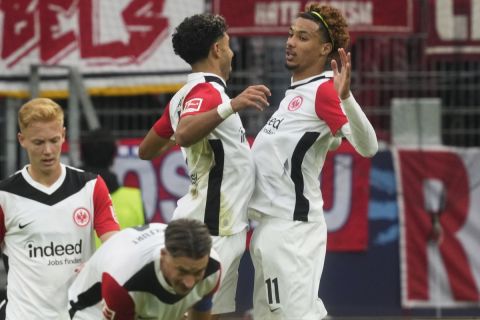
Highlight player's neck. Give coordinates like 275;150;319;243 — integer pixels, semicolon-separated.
27;164;62;187
292;67;326;83
191;61;225;81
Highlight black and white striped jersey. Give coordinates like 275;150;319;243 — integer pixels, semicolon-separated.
249;72;348;222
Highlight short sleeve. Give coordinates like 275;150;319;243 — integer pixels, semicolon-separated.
153;103;174;138
93;176;120;237
314;79;348;135
180;83;223;118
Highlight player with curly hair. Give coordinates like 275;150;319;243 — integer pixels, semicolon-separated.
248;3;378;319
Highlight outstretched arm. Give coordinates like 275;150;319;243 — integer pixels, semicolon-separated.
175;85;271;147
332;48;378;157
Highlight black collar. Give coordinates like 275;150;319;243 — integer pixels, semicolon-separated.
204;75;227;90
288;75;327;90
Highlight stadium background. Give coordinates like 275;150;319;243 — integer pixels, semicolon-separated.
1;0;480;318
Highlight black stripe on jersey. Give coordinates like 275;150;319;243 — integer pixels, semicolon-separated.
123;257;220;304
204;75;227;90
204;140;224;236
68;282;102;317
288;75;326;90
0;167;96;206
291;132;320;221
2;254;9;275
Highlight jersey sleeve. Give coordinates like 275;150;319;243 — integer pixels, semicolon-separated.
0;205;5;243
152;103;174;138
102;272;135;320
93;176;120;237
180;83;223;118
314;79;348;135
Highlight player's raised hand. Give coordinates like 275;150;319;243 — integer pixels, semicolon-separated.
331;48;351;100
231;85;271;112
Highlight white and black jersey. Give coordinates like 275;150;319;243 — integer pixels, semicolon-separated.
249;72;348;222
68;223;221;320
0;164;120;320
153;72;253;236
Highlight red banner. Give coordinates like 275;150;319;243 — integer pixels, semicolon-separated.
0;0;204;96
113;139;371;252
425;0;480;55
396;148;480;307
212;0;414;36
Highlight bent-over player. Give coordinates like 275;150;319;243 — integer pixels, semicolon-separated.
68;219;221;320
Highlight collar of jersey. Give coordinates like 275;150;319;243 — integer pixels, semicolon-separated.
188;72;227;90
21;163;66;195
289;71;333;90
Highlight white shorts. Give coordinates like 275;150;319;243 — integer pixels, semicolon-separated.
249;214;328;320
211;228;247;314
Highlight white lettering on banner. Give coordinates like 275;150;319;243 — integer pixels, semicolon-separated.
324;154;353;232
435;0;468;40
253;1;372;27
426;0;480;54
255;1;300;26
327;1;373;25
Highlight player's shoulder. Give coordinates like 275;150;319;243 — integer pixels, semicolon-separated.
65;165;98;183
0;170;23;192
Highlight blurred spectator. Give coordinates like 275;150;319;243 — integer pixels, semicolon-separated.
80;128;145;246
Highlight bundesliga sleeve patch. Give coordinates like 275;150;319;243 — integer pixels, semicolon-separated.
183;98;203;114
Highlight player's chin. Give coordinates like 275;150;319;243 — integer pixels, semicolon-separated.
284;61;297;70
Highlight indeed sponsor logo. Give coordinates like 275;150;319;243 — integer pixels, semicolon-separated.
25;240;82;258
263;117;284;134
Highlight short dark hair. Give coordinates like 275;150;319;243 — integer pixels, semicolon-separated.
80;128;117;168
165;219;212;259
172;14;227;65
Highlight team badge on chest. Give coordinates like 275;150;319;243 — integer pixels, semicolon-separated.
288;96;303;111
73;207;91;227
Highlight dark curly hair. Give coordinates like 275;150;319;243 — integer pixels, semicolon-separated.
299;3;350;64
165;219;212;259
172;14;228;65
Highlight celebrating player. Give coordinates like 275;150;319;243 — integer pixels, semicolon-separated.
0;98;120;319
68;219;221;320
248;3;378;319
139;13;270;318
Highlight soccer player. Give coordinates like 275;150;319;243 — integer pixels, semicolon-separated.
68;219;221;320
139;14;270;318
248;3;378;319
0;98;120;319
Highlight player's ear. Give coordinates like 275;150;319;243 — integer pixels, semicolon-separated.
211;41;221;59
17;132;25;147
160;248;168;259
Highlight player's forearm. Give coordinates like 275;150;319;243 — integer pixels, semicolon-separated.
139;129;174;160
175;109;225;147
341;94;378;157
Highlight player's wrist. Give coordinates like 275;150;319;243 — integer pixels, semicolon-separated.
217;102;235;119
